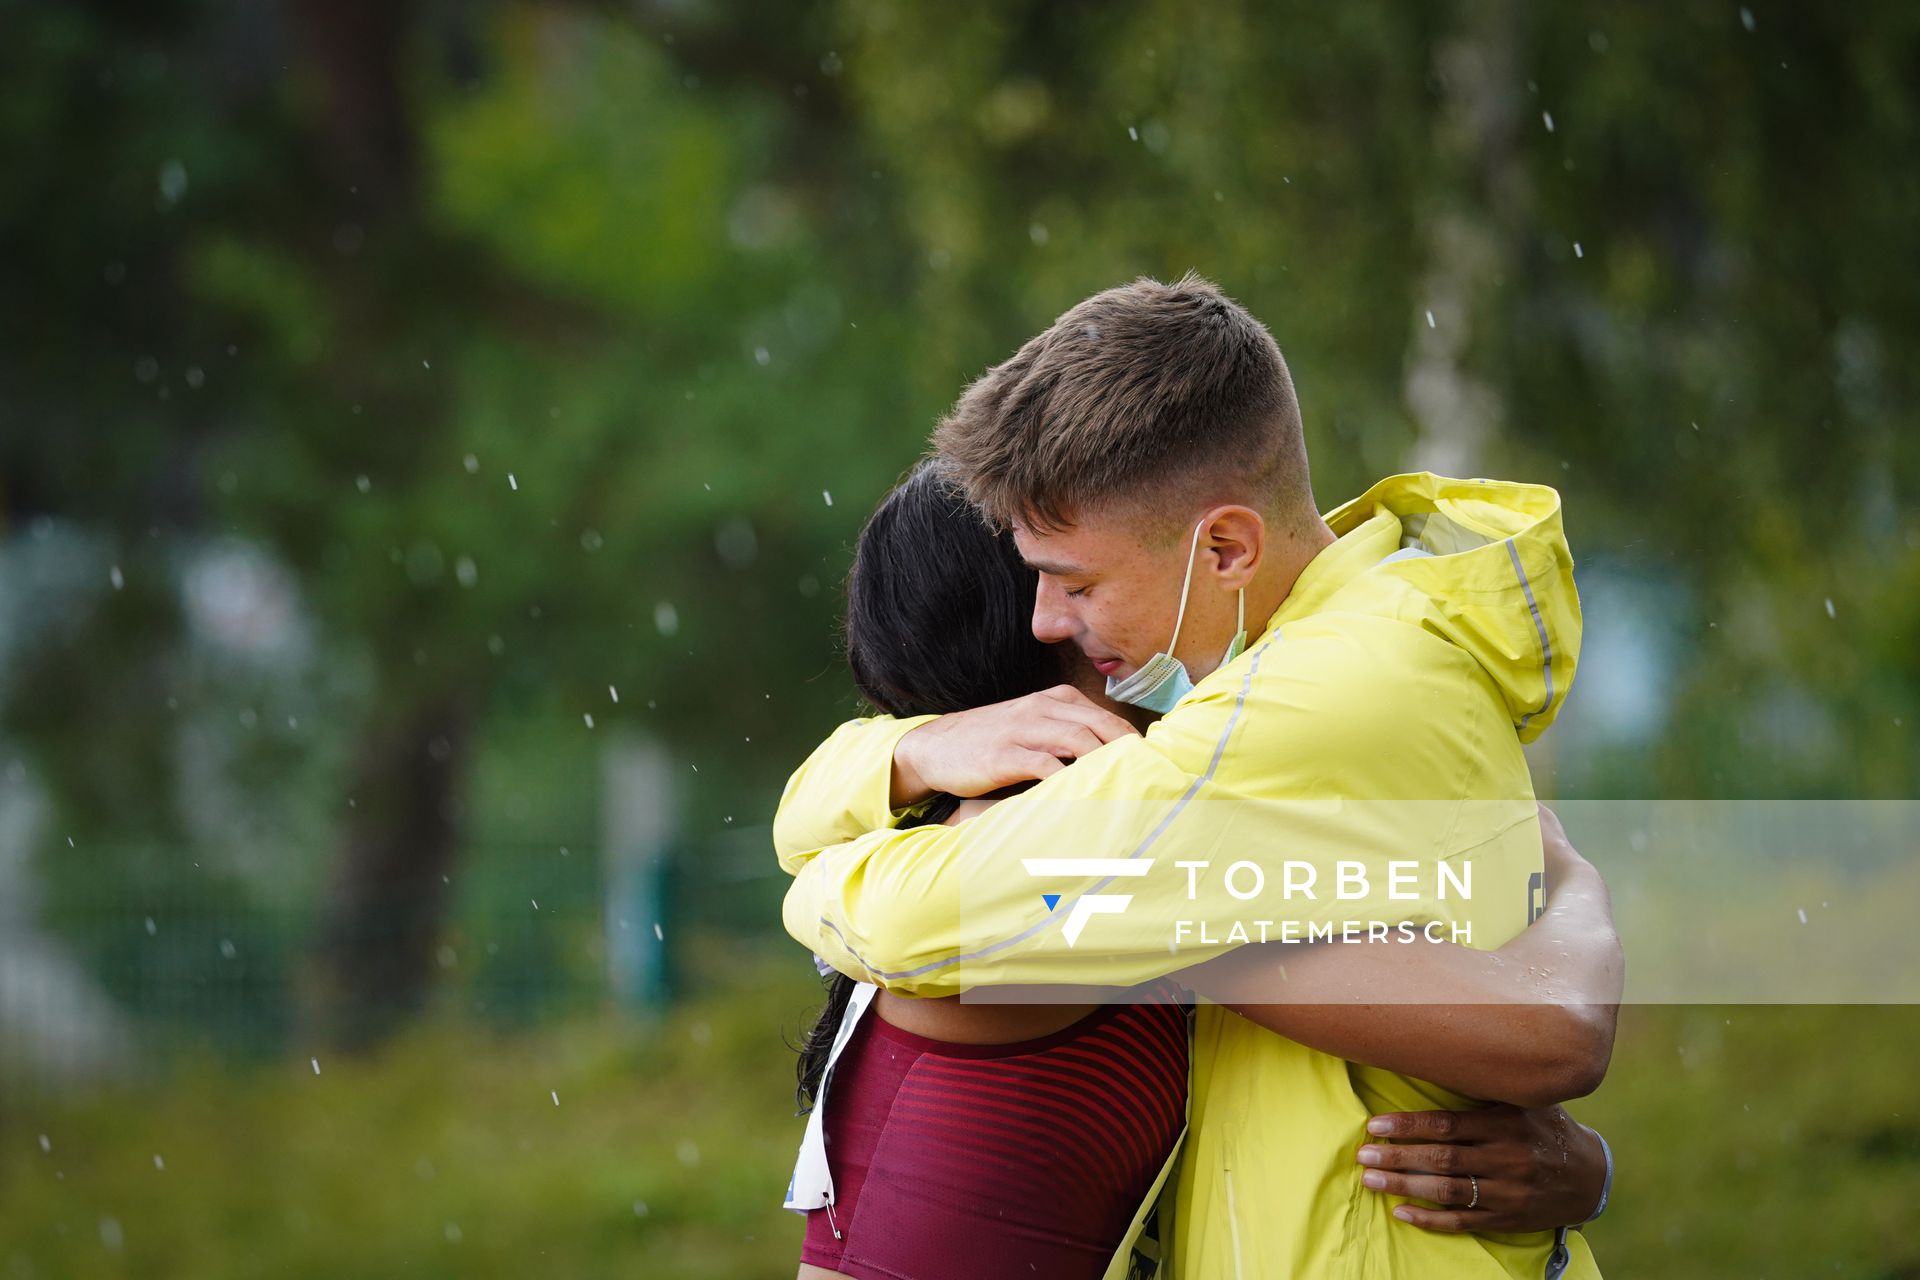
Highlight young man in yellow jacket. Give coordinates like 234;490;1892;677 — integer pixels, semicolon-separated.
774;275;1610;1277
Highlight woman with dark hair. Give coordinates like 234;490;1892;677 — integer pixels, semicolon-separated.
790;460;1620;1280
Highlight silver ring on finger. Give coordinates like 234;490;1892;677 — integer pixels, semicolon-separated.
1465;1174;1480;1210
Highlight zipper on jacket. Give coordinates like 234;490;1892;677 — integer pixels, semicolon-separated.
1544;1225;1571;1278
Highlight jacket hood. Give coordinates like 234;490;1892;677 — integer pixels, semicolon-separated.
1290;472;1581;742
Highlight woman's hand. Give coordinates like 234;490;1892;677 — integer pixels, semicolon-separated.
1538;802;1596;900
1355;1104;1608;1232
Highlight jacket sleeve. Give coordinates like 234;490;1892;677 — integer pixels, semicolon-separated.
780;625;1525;997
772;712;940;874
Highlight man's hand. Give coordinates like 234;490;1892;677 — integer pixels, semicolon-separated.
890;685;1141;806
1355;1104;1607;1233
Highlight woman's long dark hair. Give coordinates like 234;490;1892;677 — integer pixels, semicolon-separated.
794;458;1066;1112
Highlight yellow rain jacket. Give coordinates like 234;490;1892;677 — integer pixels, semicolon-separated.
774;473;1596;1279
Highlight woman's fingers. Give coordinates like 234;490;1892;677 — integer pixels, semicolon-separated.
1361;1105;1609;1234
1356;1137;1478;1176
1363;1108;1486;1145
1359;1148;1538;1233
1358;1169;1481;1210
1383;1204;1477;1232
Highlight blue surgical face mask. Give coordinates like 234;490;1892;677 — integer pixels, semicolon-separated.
1104;518;1247;713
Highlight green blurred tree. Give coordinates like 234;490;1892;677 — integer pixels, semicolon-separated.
1;0;916;1050
1;0;1914;1062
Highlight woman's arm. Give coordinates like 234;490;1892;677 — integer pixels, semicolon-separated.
1184;805;1623;1107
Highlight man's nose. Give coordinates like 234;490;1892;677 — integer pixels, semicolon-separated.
1031;581;1077;645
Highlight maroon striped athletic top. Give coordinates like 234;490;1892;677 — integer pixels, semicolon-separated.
800;982;1189;1280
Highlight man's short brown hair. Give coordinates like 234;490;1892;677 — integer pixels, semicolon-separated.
932;273;1314;541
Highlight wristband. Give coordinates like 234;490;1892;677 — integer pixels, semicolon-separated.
1578;1127;1614;1226
1545;1127;1611;1278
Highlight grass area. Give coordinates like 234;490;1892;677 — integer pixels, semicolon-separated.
1576;1003;1920;1277
4;959;1919;1278
0;943;821;1280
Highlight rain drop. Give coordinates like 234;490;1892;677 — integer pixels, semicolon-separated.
508;473;518;491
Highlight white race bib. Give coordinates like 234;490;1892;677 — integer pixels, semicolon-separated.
783;981;878;1213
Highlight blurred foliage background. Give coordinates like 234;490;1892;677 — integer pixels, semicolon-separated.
1;0;1916;1276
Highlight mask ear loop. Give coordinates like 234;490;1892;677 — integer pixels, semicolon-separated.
1165;518;1209;656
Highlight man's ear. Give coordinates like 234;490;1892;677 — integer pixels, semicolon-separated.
1203;506;1265;588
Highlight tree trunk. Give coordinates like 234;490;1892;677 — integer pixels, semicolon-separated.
285;0;464;1054
308;690;472;1052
